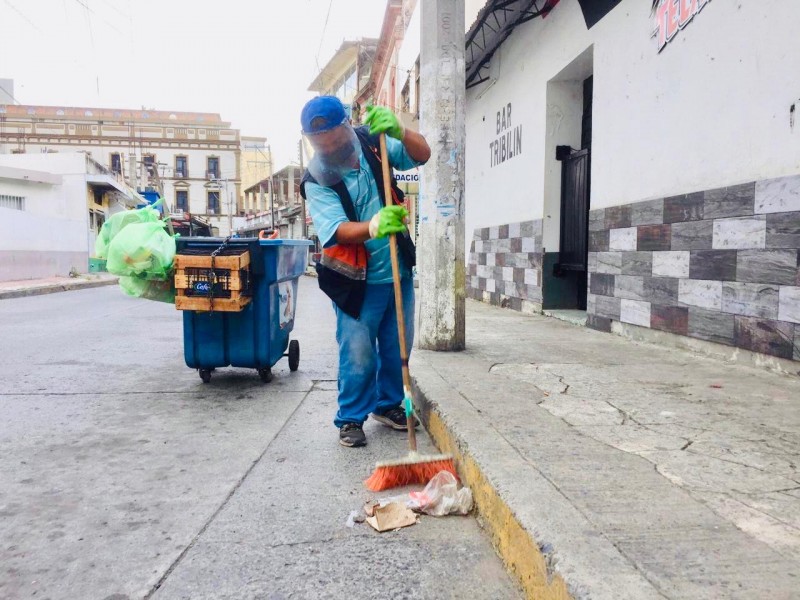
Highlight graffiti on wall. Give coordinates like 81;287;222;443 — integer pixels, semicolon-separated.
653;0;712;52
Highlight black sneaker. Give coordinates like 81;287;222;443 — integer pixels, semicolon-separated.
371;406;419;431
339;423;366;447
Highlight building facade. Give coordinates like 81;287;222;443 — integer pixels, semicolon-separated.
0;104;243;236
240;135;271;214
0;152;138;281
463;0;800;363
354;1;424;240
308;38;378;116
240;165;303;239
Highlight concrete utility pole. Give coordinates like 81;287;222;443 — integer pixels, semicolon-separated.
418;0;466;351
128;153;138;191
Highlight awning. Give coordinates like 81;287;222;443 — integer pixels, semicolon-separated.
86;173;141;205
465;0;559;89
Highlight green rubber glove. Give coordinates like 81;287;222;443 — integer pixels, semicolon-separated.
369;205;409;239
364;105;405;140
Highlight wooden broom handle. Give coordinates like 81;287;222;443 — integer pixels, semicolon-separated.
379;133;417;452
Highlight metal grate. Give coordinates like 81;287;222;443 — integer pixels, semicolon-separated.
0;195;25;211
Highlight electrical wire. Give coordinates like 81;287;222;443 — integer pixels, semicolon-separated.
3;0;43;32
74;0;103;97
314;0;334;74
72;0;124;34
96;0;128;19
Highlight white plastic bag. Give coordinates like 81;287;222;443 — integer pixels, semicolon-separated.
408;471;473;516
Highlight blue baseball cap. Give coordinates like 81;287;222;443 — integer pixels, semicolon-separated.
301;96;348;135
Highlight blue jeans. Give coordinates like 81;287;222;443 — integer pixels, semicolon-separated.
333;278;415;428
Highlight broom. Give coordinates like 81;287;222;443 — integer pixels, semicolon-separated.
363;133;457;492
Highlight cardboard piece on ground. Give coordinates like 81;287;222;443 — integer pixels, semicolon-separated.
365;502;417;532
364;500;379;518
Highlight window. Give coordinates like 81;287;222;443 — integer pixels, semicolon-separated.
207;191;220;214
110;153;122;174
206;156;220;179
0;195;25;211
175;190;188;212
90;210;105;231
175;155;187;178
345;67;357;96
142;153;156;175
401;79;411;114
333;65;358;102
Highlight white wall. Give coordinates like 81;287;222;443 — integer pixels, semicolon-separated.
0;157;90;279
0;153;90;220
465;0;800;249
0;205;85;253
543;78;584;251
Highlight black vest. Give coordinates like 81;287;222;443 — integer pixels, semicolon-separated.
300;126;416;319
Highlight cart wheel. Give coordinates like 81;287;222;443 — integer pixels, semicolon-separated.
288;340;300;372
258;367;273;383
199;369;212;383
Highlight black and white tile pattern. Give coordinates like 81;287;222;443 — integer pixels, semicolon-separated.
467;220;544;313
587;173;800;361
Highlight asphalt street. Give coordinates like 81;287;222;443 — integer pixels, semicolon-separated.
0;277;520;599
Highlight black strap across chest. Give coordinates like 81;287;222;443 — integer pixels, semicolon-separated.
300;126;405;217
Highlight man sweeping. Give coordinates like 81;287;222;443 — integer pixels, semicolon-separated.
299;96;431;447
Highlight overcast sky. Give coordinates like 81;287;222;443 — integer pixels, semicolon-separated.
0;0;391;166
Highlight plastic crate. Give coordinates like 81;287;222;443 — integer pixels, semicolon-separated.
174;248;253;312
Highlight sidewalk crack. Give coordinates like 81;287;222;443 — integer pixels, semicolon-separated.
425;363;671;599
685;448;771;474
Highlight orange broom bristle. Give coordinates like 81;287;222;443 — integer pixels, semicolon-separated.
364;455;457;492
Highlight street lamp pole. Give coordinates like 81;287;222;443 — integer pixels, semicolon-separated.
224;178;233;236
298;137;307;239
267;144;276;232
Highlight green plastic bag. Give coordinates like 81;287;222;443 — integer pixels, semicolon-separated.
95;205;162;259
106;221;176;280
118;276;176;304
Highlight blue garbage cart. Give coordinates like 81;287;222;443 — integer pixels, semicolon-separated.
178;237;312;383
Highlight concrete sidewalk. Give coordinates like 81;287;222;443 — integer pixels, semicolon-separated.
0;273;118;300
411;300;800;599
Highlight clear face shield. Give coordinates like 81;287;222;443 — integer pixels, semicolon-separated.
305;121;362;187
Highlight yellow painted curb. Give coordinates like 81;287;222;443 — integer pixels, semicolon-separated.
420;397;572;600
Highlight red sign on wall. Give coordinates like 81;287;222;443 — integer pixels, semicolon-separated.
653;0;712;51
